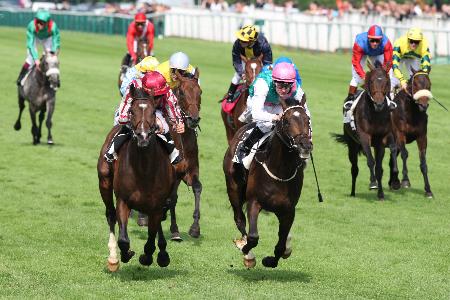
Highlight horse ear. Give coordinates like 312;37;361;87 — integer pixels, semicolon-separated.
410;66;417;74
279;97;287;110
129;83;136;98
384;61;392;72
257;53;263;62
300;93;307;106
194;67;200;80
240;55;248;63
367;59;375;71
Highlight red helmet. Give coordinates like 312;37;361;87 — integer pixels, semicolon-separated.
135;13;146;23
142;71;170;96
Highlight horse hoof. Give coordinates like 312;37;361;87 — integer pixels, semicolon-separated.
425;192;433;198
47;139;54;145
137;217;148;227
262;256;279;268
281;248;292;259
233;237;247;251
157;252;170;267
139;254;153;266
369;181;378;190
13;122;21;131
171;232;183;242
389;181;401;191
401;180;411;188
188;226;200;238
243;257;256;269
120;250;135;263
107;258;120;272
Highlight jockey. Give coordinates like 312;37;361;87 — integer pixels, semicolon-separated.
105;71;185;164
223;25;273;102
239;56;302;123
17;9;60;86
120;55;160;96
392;27;431;92
347;25;393;103
233;61;311;163
156;52;197;90
121;12;155;67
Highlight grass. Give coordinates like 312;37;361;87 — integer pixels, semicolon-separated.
0;26;449;299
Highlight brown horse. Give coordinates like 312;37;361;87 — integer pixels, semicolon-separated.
221;55;263;145
167;68;203;240
223;97;312;268
333;61;398;200
97;84;176;272
390;69;433;198
118;39;148;92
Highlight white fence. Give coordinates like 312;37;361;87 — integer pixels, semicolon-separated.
164;7;450;63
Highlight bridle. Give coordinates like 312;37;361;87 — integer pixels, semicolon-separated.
129;99;158;141
365;69;390;105
408;71;432;103
176;80;201;129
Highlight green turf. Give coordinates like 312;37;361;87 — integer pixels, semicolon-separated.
0;26;449;299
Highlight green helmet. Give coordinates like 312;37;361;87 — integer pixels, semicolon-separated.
35;10;51;22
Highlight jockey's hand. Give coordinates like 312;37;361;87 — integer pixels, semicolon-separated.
401;81;408;92
174;123;185;134
34;60;41;71
241;73;246;82
272;114;282;122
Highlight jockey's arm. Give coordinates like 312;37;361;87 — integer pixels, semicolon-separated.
351;42;366;79
383;40;393;71
26;22;39;62
146;22;155;53
51;23;61;53
232;41;244;75
420;39;431;72
120;67;139;96
163;89;184;127
126;23;137;62
251;79;275;122
392;40;406;84
259;35;273;65
116;93;133;125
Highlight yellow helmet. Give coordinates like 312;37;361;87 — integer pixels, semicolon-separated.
136;56;160;73
235;25;258;42
407;28;423;41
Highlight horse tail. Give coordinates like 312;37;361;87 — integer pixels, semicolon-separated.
330;132;363;155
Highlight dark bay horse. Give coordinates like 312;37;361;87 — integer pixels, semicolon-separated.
14;53;60;145
167;68;203;240
118;39;148;92
390;69;434;198
97;84;176;272
333;61;398;200
223;97;312;268
221;55;263;145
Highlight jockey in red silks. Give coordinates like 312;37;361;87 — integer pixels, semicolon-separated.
347;25;394;103
121;12;155;67
105;71;185;164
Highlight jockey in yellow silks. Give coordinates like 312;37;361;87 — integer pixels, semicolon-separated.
155;52;196;90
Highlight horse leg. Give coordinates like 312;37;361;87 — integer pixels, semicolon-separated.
188;175;202;238
399;143;410;188
14;93;25;131
241;200;261;268
139;213;161;266
348;140;359;197
262;211;295;268
156;223;170;267
46;100;55;144
116;199;135;263
168;179;182;241
387;135;400;190
374;144;385;200
37;109;45;144
417;136;433;198
360;134;377;189
29;107;39;145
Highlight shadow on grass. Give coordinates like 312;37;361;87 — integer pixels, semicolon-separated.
227;268;311;283
107;264;188;281
345;185;428;202
128;227;205;246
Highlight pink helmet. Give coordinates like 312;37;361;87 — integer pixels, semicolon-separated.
272;62;296;83
142;71;170;96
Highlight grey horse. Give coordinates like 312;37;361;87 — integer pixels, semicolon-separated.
14;53;60;145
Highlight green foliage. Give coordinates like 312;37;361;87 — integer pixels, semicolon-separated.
1;27;450;298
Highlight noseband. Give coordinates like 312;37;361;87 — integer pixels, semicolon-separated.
409;71;432;103
130;100;158;140
275;105;311;151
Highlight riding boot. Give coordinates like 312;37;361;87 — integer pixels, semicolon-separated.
16;65;29;86
344;85;358;110
235;127;265;163
159;133;183;164
121;53;132;67
223;83;239;103
104;126;131;162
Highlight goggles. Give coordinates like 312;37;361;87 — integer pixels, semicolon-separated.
369;39;381;44
170;68;187;76
135;22;145;26
409;39;420;45
274;80;293;90
36;20;47;26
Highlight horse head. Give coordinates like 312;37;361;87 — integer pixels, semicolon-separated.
136;39;148;63
241;54;263;86
365;60;390;112
408;68;432;112
128;84;158;147
277;97;312;160
175;68;202;129
40;52;60;91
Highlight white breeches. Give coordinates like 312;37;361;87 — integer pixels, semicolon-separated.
114;109;168;133
26;37;53;65
391;58;421;88
350;54;396;91
231;62;245;85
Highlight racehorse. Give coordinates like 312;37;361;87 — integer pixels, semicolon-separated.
118;39;148;92
221;55;263;145
223;97;312;268
167;68;203;240
390;68;434;198
14;53;60;145
333;61;398;200
97;84;176;272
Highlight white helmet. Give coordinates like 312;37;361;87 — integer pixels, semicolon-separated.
169;52;190;70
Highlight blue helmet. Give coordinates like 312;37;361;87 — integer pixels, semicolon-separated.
274;57;293;65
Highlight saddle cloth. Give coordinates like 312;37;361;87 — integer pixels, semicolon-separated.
232;125;271;169
221;84;247;115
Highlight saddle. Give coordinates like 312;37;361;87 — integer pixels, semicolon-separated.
20;68;34;86
221;84;247;115
232;124;271;169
